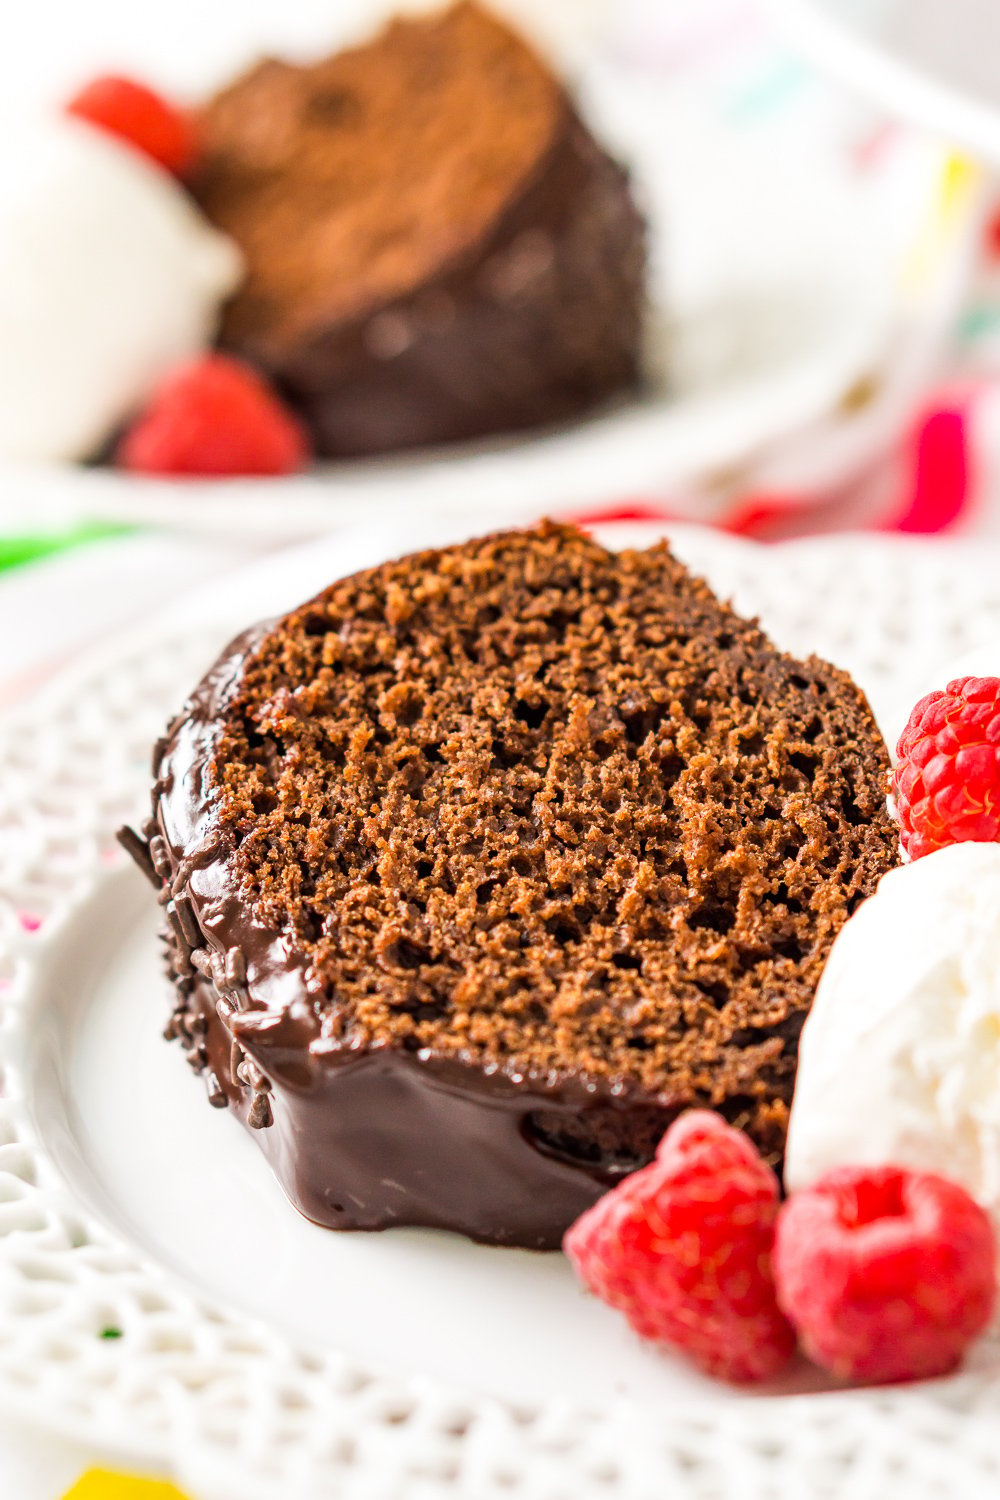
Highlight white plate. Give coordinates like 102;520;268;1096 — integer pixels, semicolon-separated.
0;2;946;539
5;521;1000;1500
769;0;1000;168
0;168;899;541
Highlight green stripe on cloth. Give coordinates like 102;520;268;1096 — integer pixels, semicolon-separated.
0;522;135;573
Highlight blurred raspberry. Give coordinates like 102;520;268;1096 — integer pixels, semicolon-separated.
67;74;197;177
563;1110;795;1384
117;355;310;478
774;1165;996;1384
892;676;1000;860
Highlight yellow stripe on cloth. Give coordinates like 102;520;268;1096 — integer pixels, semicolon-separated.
900;150;984;300
62;1471;190;1499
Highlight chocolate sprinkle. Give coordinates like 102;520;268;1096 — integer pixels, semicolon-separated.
190;949;212;978
173;947;194;980
248;1092;273;1130
172;893;202;948
224;948;247;989
171;834;224;894
115;825;158;888
242;1060;271;1094
164;902;190;951
205;1071;228;1108
148;835;171;879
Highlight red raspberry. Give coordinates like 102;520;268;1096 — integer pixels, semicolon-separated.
117;356;310;478
774;1166;996;1384
892;676;1000;860
66;74;197;178
563;1111;796;1383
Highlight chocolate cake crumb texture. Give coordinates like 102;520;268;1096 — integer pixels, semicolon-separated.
199;523;896;1156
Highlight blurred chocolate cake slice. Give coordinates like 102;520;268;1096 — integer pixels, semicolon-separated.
189;2;646;457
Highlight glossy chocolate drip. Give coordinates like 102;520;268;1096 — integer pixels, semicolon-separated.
138;626;681;1250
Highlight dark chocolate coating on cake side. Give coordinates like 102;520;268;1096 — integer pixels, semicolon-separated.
123;525;897;1249
189;3;646;459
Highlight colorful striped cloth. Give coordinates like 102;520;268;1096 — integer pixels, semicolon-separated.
0;523;130;574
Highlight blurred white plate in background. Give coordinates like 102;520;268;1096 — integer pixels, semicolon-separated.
0;1;972;537
769;0;1000;167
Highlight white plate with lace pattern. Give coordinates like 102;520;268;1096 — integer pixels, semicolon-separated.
4;520;1000;1500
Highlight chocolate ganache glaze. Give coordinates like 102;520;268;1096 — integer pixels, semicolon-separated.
129;631;683;1249
119;526;896;1250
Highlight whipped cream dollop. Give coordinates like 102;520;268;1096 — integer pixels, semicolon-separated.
0;116;242;462
785;841;1000;1220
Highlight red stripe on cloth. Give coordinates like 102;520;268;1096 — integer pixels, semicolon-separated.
556;501;682;528
716;493;815;539
889;405;973;534
557;496;815;539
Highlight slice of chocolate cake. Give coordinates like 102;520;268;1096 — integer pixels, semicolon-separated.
189;2;646;458
122;524;897;1249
